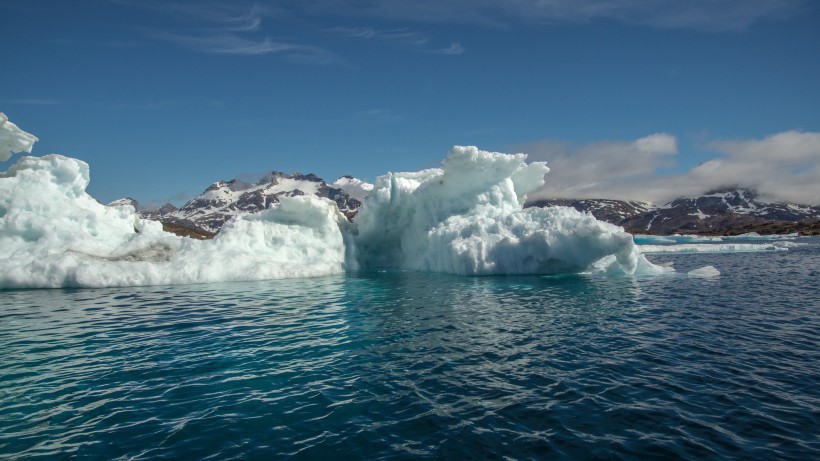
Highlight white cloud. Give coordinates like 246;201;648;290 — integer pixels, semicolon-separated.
327;27;463;55
693;131;820;204
147;31;337;63
523;131;820;205
302;0;803;31
0;99;64;106
112;1;276;31
433;42;465;55
117;1;337;63
523;133;678;200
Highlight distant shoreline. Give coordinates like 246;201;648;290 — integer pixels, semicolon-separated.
627;219;820;236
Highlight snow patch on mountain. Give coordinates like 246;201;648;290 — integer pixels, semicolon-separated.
331;176;374;201
529;187;820;235
156;171;361;233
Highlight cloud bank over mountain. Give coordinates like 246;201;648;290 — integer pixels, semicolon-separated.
525;130;820;205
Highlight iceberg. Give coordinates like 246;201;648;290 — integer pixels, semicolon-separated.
0;113;39;161
354;146;662;276
0;116;669;289
0;153;350;288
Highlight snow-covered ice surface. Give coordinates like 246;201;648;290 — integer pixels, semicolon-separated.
0;154;351;288
0;113;38;161
634;232;803;254
354;146;663;276
634;234;723;245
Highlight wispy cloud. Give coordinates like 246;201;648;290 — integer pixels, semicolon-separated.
328;26;463;55
111;0;275;32
522;130;820;205
356;108;401;123
114;1;337;63
1;99;65;106
430;42;464;55
330;27;429;46
145;30;337;63
305;0;804;32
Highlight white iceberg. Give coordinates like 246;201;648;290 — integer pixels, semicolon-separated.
0;113;39;161
0;154;350;288
354;146;664;276
0;116;670;288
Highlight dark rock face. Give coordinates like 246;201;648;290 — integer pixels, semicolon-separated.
138;171;362;234
526;188;820;235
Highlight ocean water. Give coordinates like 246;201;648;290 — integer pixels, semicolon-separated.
1;239;818;460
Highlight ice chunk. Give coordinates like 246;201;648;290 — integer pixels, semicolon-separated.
688;266;720;277
0;113;38;161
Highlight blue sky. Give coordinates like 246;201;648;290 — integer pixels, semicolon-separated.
2;0;819;205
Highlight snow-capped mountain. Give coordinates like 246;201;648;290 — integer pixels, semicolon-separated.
108;197;140;209
527;188;820;235
117;172;364;234
331;175;374;202
525;198;656;225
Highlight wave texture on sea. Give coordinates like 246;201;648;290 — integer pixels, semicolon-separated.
1;238;819;459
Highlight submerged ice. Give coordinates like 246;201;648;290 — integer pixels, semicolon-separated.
1;115;668;288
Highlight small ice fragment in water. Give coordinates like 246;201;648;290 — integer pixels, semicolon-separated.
687;266;720;277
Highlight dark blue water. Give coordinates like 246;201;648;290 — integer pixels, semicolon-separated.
2;239;818;459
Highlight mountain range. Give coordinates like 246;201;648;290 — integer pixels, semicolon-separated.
112;174;820;238
526;188;820;235
111;171;363;238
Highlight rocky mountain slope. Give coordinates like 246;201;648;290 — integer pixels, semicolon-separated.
111;171;363;235
115;179;819;237
526;188;820;235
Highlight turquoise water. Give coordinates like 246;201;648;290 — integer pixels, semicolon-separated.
2;239;818;459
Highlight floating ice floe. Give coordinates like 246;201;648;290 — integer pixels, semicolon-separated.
1;115;672;288
687;265;721;277
633;234;723;245
637;243;788;254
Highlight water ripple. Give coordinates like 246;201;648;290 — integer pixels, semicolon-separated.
1;240;819;459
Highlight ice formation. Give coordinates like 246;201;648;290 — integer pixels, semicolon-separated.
1;154;350;288
1;115;671;289
354;146;662;275
0;113;38;161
